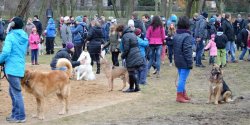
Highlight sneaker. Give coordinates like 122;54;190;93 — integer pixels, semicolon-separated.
6;114;13;121
153;69;157;74
8;118;26;123
169;63;173;66
123;88;134;93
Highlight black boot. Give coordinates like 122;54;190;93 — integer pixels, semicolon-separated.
96;61;100;74
133;73;140;92
124;74;135;92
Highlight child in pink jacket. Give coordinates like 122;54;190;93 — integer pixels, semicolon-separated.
29;27;40;65
204;34;217;65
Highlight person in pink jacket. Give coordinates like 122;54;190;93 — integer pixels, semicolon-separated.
146;15;166;78
29;27;40;65
204;34;217;65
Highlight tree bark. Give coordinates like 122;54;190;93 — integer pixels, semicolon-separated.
96;0;104;16
154;0;160;15
15;0;33;18
60;0;67;16
161;0;167;17
167;0;173;18
215;0;222;14
185;0;194;18
198;0;206;13
121;0;126;18
70;0;77;16
111;0;119;18
126;0;134;19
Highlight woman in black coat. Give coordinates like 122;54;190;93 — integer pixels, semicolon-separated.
86;20;104;74
116;25;144;92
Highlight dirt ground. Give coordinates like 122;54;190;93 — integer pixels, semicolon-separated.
0;58;250;125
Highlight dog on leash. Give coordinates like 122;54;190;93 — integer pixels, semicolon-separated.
21;58;72;120
208;64;233;105
100;58;129;91
74;51;95;81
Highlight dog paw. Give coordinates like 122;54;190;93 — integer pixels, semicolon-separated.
58;111;66;115
38;116;45;120
206;101;211;104
32;114;38;118
214;102;219;105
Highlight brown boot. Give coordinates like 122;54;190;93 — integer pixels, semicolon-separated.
176;92;189;103
183;90;191;100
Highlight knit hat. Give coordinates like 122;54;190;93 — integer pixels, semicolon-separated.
75;16;83;22
134;28;141;36
209;18;216;23
64;16;70;21
12;17;24;29
218;27;223;32
128;19;134;27
66;42;74;49
201;12;208;18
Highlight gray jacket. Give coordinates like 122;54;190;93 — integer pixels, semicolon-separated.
194;15;207;39
24;23;35;36
61;24;72;44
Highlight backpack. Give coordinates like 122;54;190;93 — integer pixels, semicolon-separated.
0;21;5;41
78;24;88;43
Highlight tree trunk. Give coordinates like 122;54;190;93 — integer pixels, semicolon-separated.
198;0;206;13
167;0;173;18
0;0;5;16
185;0;194;18
96;0;104;16
70;0;77;16
154;0;160;15
120;0;126;18
15;0;32;18
126;0;134;19
161;0;167;17
111;0;119;18
215;0;222;14
60;0;67;16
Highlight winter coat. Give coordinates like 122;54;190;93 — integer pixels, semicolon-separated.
0;29;28;77
134;18;146;36
237;28;249;48
146;26;166;45
207;23;217;39
215;32;228;49
86;26;104;54
189;18;197;36
29;33;40;50
173;29;193;69
204;38;217;56
24;23;35;36
194;15;207;39
137;37;149;58
121;27;144;69
109;33;120;52
46;18;56;37
242;19;250;29
50;48;80;68
233;18;244;35
71;22;86;45
33;20;43;36
144;20;151;30
61;24;72;44
222;19;235;41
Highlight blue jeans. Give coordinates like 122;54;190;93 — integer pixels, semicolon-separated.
239;47;248;60
31;49;38;63
168;45;173;63
177;69;190;92
195;40;204;65
138;58;148;84
226;41;236;62
7;74;26;120
148;45;162;72
51;66;67;71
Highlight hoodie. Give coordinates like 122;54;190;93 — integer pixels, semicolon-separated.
204;35;217;56
215;31;228;49
46;18;56;37
0;29;28;77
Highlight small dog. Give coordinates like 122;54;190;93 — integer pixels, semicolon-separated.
74;51;95;81
208;64;233;105
100;58;128;91
21;58;72;120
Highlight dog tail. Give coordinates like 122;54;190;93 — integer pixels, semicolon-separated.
56;58;73;78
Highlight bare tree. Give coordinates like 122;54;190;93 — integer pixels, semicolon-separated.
198;0;206;13
160;0;167;17
154;0;160;15
70;0;77;16
120;0;126;18
126;0;134;18
215;0;222;14
185;0;194;18
59;0;67;16
15;0;34;18
167;0;173;18
111;0;119;18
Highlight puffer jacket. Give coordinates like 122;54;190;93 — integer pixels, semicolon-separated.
86;26;104;54
146;26;166;45
173;29;193;69
0;29;28;77
46;18;56;37
71;22;86;45
194;15;207;39
109;33;120;52
121;27;144;69
50;48;80;68
222;19;235;41
29;33;40;50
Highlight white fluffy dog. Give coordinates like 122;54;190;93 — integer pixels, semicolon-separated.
74;51;95;81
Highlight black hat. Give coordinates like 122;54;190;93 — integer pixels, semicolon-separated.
201;12;208;18
218;27;223;32
12;17;24;29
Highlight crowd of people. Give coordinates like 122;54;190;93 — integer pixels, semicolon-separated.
0;11;250;123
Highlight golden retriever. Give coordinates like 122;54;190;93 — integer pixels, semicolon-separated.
21;58;73;120
208;64;233;105
100;58;128;91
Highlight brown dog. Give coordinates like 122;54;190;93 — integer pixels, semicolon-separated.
21;58;73;120
208;64;233;105
100;58;128;91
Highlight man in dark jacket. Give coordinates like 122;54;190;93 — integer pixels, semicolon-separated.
242;13;250;29
189;13;198;37
50;42;84;70
238;24;250;60
194;12;208;67
116;25;144;93
33;15;43;36
142;14;151;30
132;12;146;38
233;14;244;50
222;13;237;63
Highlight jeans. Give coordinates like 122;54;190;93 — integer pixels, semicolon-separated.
31;49;38;64
226;41;236;62
7;74;26;120
239;47;248;60
45;37;55;54
138;58;148;84
148;45;162;72
111;52;119;66
177;69;190;93
161;45;166;62
195;40;204;65
168;45;173;63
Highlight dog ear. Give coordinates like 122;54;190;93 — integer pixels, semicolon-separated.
219;67;223;75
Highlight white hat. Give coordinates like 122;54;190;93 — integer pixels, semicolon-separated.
128;19;134;27
111;19;116;23
64;16;70;21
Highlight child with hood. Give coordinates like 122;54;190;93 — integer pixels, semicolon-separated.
204;34;217;65
214;27;228;68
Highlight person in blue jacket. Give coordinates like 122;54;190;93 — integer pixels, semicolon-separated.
0;17;28;123
45;18;56;54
